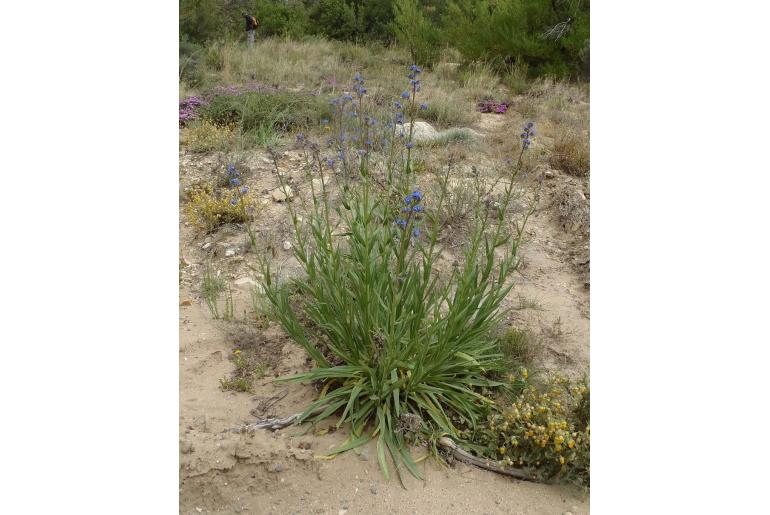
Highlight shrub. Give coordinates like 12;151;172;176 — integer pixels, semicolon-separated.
179;40;206;86
470;374;590;488
260;68;536;483
180;119;235;153
477;99;509;114
179;96;207;127
184;166;256;232
420;94;476;128
393;0;441;66
423;127;477;147
549;130;589;176
460;61;501;101
497;327;540;369
199;90;333;134
503;60;530;95
310;0;361;41
440;0;590;80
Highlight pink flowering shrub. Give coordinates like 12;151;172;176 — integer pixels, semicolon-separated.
478;99;509;114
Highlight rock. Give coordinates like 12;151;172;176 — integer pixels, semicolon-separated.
180;299;193;307
544;170;556;179
271;187;294;202
563;512;574;515
311;178;328;191
225;248;236;257
338;511;348;515
234;444;252;459
282;240;292;251
358;448;369;461
270;462;284;473
233;276;261;292
370;483;378;495
180;441;195;454
201;242;212;250
404;121;439;143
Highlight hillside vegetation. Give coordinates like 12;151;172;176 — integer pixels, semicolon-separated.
181;0;589;80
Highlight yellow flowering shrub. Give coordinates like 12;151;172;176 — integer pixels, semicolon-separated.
180;119;235;153
184;182;255;233
470;372;590;487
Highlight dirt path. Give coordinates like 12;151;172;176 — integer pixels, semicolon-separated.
179;288;588;514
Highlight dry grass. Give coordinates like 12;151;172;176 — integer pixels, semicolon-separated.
549;130;590;176
460;61;502;101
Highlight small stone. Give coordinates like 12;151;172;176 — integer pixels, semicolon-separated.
370;483;378;495
358;448;369;461
195;508;203;513
563;512;574;515
283;240;292;251
271;187;294;202
270;462;284;473
544;170;556;179
312;178;328;191
180;441;195;454
225;248;236;257
180;299;193;307
233;277;262;293
201;242;212;250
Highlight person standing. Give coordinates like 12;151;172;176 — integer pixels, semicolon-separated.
243;13;258;47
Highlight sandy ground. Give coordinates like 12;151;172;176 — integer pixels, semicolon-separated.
179;112;590;514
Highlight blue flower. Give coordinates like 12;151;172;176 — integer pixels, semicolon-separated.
402;207;411;213
394;101;403;110
411;190;423;202
401;91;410;99
409;64;422;73
412;204;423;213
396;112;405;124
520;122;535;150
420;103;428;110
326;158;335;167
406;141;414;149
365;139;373;146
354;72;362;82
412;227;420;237
395;218;407;228
227;164;236;173
230;198;238;206
229;178;241;187
239;186;249;194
